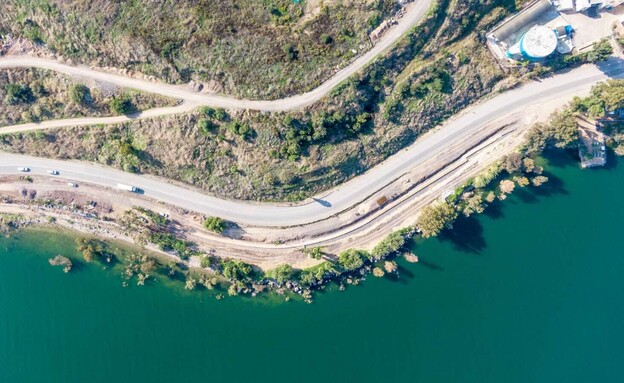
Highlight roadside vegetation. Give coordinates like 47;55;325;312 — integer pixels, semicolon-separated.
417;79;624;239
203;216;226;233
0;0;536;201
0;68;177;126
17;77;624;299
0;0;400;99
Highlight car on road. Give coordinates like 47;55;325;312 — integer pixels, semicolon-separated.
17;167;30;172
47;170;59;175
117;183;140;193
67;182;78;187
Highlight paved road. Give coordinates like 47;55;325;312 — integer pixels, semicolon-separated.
2;60;621;227
0;0;433;113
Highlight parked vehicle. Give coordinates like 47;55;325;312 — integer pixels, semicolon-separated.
67;182;78;187
117;183;139;193
17;167;30;172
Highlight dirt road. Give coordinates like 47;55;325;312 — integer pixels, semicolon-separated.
0;0;433;114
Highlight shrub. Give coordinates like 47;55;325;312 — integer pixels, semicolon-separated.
226;121;253;140
220;259;253;280
203;216;226;233
4;83;34;105
306;246;324;260
371;231;406;260
109;95;135;115
69;84;92;106
197;118;216;135
586;39;613;63
338;249;368;271
266;264;294;284
282;43;299;61
417;202;458;238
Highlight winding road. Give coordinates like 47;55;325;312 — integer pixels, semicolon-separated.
0;0;433;115
0;0;622;230
1;60;622;227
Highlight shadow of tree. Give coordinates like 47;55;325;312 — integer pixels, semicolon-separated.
438;215;486;254
223;222;246;240
483;200;504;220
417;258;445;271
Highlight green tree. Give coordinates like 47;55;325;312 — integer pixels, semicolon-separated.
338;249;367;271
549;111;578;149
266;264;293;284
69;84;92;106
203;216;226;233
417;202;458;238
501;153;523;174
200;255;213;268
591;80;624;113
462;194;485;217
4;83;34;105
197;118;216;135
226;121;253;140
109;95;135;115
586;39;613;63
282;43;298;61
370;231;405;260
307;246;324;260
220;259;253;280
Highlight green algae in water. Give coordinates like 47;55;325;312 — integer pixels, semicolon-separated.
1;151;624;382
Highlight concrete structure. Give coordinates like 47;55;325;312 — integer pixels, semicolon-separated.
577;116;607;168
506;25;558;59
490;0;553;42
615;16;624;36
488;0;624;63
575;0;624;11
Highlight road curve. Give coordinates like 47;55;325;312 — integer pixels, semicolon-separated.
2;61;622;227
0;0;433;113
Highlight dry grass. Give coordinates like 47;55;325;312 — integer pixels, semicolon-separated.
0;0;398;99
0;0;520;202
0;68;177;126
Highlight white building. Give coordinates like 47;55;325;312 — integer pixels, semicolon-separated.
575;0;624;11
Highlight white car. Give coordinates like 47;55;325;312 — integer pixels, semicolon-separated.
67;182;78;188
47;170;59;175
17;167;30;172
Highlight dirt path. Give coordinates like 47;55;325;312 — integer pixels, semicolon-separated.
0;1;433;116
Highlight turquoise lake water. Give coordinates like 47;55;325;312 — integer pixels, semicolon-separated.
1;151;623;382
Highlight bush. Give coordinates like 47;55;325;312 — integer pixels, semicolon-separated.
299;262;338;287
200;107;228;121
197;118;216;135
338;249;368;271
109;95;135;115
586;39;613;63
282;44;299;61
320;33;333;44
371;231;406;260
69;84;92;106
306;246;324;260
4;83;34;105
200;255;213;268
226;121;253;140
149;232;195;260
417;202;458;238
266;264;294;284
220;259;253;280
203;216;226;233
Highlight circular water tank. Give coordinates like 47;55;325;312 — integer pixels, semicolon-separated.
519;26;558;59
